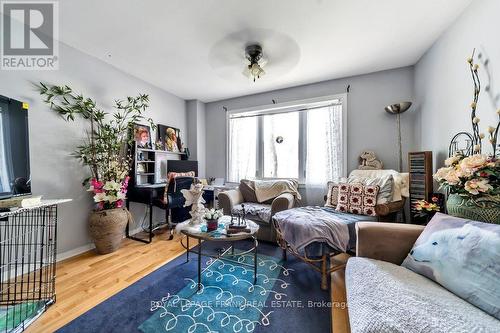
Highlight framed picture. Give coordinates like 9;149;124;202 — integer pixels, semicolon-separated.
132;123;152;149
157;124;182;152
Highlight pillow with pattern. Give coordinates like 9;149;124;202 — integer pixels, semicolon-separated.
335;183;379;216
402;213;500;320
325;182;339;208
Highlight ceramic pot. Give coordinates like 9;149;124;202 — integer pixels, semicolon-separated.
89;208;129;254
206;218;218;232
446;193;500;224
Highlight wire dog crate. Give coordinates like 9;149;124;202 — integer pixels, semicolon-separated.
0;204;58;333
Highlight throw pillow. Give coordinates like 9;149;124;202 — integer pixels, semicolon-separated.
402;213;500;320
347;174;394;204
325;181;339;208
239;179;258;202
163;171;196;203
336;183;379;216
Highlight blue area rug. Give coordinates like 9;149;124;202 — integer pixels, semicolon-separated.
57;241;332;333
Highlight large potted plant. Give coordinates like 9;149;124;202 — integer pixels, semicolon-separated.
39;83;154;253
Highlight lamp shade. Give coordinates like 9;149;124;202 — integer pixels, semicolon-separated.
385;102;412;114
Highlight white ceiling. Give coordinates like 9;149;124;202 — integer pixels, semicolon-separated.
58;0;473;102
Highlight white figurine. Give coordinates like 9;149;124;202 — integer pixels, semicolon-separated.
181;183;206;226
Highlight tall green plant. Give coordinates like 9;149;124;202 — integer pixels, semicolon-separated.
38;83;155;185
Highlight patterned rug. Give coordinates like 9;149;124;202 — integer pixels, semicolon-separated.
57;241;332;333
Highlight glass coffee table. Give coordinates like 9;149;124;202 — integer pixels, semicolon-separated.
178;215;259;291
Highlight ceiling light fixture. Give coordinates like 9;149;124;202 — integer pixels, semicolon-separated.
243;44;265;82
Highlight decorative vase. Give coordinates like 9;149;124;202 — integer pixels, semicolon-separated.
206;218;218;232
89;208;129;254
446;194;500;224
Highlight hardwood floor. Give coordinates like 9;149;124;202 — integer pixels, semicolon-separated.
331;254;351;333
26;230;188;333
25;230;350;333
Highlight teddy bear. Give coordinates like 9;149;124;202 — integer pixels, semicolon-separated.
358;150;383;170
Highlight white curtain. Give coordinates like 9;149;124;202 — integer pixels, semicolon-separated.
305;104;344;205
228;116;257;182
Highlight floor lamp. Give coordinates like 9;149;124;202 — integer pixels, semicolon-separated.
385;102;412;172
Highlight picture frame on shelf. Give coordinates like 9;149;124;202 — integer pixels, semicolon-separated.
157;124;182;153
132;123;152;149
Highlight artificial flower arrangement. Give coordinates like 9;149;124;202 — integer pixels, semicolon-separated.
204;208;223;232
433;50;500;200
434;153;499;198
39;83;155;210
413;196;441;218
88;177;129;210
204;208;224;220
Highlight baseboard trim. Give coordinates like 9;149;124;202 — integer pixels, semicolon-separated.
56;226;146;262
57;243;95;261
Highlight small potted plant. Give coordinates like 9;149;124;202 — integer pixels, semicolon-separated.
412;195;441;224
204;208;223;232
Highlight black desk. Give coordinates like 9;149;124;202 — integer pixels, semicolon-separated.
126;183;166;244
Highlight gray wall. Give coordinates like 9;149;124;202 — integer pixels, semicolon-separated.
0;42;186;256
186;100;206;177
205;67;416;180
415;0;500;169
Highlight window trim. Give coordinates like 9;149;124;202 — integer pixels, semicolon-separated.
225;93;348;183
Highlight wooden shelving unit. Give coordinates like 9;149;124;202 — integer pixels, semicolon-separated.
408;151;433;223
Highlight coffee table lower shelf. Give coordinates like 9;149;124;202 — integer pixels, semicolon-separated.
180;233;259;291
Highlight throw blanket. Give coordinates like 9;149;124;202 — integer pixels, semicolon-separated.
254;179;301;203
274;206;376;255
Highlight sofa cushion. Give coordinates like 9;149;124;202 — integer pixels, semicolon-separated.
347;174;394;204
346;257;500;333
349;169;409;201
402;213;500;320
239;179;258;202
231;202;272;223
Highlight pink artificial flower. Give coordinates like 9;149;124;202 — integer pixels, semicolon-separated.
97;202;104;210
91;179;103;190
115;199;123;208
93;187;104;194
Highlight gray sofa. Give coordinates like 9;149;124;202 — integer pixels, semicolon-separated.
218;180;295;242
346;222;500;332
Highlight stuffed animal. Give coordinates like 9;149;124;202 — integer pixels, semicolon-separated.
359;151;383;170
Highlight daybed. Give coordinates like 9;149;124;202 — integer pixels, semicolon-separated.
273;169;408;290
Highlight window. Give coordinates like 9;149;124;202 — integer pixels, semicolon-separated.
227;95;346;184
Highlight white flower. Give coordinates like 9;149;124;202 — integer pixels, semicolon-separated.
117;191;126;200
444;155;461;166
464;179;493;195
460;154;488;171
434;166;453;181
103;181;121;191
93;192;108;202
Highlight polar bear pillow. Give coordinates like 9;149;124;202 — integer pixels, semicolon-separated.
402;213;500;319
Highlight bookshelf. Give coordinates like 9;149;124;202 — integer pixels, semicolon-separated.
408;151;433;223
132;143;187;186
